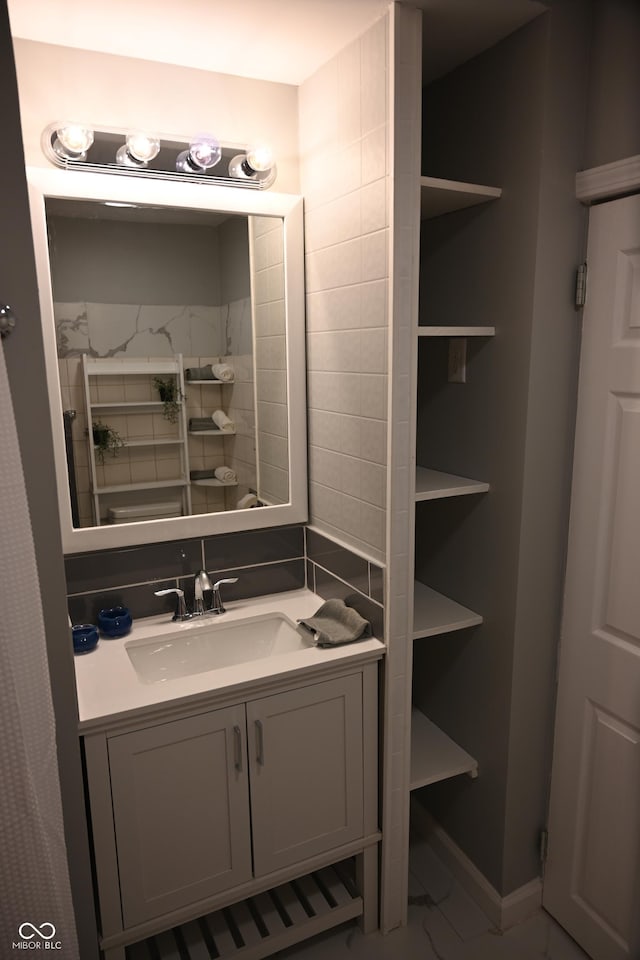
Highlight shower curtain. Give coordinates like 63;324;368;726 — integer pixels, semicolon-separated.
0;341;79;956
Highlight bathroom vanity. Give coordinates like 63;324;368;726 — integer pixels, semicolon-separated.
76;590;384;960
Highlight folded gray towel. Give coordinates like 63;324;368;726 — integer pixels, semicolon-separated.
190;469;215;480
189;417;216;431
298;599;372;647
185;365;215;380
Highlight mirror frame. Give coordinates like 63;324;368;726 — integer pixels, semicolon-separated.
26;166;307;553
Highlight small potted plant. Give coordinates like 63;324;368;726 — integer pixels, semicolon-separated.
91;420;124;464
153;376;184;423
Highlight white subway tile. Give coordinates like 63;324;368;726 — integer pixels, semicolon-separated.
361;177;388;235
360;374;387;420
362;125;387;184
362;229;388;282
361;278;388;327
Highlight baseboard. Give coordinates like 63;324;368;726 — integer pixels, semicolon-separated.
410;797;542;930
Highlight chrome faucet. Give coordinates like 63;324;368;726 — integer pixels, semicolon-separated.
193;569;213;615
210;578;238;615
154;587;192;622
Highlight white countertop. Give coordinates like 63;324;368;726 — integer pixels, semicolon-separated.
74;588;385;732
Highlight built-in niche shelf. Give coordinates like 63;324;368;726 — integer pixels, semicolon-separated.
188;428;237;437
410;709;478;790
415;467;489;502
417;326;495;337
413;582;482;639
420;175;502;220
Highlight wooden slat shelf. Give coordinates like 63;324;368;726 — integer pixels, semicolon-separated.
413;582;482;639
420;175;501;219
410;709;478;790
415;467;489;501
125;863;362;960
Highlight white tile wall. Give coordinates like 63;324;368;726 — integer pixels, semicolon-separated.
299;14;390;563
250;216;289;506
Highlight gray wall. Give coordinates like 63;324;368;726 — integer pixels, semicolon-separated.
0;3;97;954
414;0;589;895
49;216;222;305
584;0;640;168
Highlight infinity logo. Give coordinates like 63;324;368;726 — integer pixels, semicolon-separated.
18;923;56;940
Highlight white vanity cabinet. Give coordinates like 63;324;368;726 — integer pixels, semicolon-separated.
83;661;380;959
108;703;252;928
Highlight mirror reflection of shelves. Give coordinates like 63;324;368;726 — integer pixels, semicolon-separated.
191;478;239;488
188;429;237;437
83;355;192;524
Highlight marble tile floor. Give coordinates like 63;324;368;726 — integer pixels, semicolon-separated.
276;840;592;960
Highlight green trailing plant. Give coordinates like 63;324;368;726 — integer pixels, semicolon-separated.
153;376;185;423
91;420;124;464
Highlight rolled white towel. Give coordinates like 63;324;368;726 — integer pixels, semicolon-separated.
212;409;235;432
212;363;234;381
215;466;237;483
236;493;258;509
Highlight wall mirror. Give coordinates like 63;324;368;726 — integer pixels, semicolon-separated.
27;167;307;553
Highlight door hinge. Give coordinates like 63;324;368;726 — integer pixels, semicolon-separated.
539;827;549;866
575;262;587;308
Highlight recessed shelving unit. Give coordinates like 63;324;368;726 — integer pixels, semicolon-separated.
415;467;489;502
417;326;495;337
412;582;482;639
420;175;502;220
188;428;237;437
410;709;478;790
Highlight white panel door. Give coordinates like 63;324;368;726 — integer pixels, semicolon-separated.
544;194;640;959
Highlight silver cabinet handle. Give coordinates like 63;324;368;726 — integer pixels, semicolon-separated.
233;725;242;772
255;719;265;766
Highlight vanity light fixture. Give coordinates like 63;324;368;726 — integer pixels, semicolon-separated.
52;124;94;161
41;122;277;189
176;133;222;173
116;132;161;167
228;143;277;187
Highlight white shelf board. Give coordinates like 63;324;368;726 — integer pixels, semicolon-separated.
94;479;188;494
188;429;236;436
186;378;234;385
415;467;489;501
410;709;478;790
86;359;179;376
122;438;182;448
191;478;238;487
421;176;501;220
413;582;482;639
417;326;495;337
91;401;166;412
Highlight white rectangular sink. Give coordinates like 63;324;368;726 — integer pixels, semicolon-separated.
125;612;313;684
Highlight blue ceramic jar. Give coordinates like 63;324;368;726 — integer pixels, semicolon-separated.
72;624;99;654
98;606;133;638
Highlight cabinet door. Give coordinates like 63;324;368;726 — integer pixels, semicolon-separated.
247;674;364;876
108;704;251;927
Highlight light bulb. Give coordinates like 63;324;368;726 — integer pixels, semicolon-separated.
176;133;221;173
116;132;161;167
126;132;160;163
53;124;94;160
246;144;274;172
228;146;277;188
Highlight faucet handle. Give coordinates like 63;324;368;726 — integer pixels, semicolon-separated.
211;578;238;615
154;588;192;622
